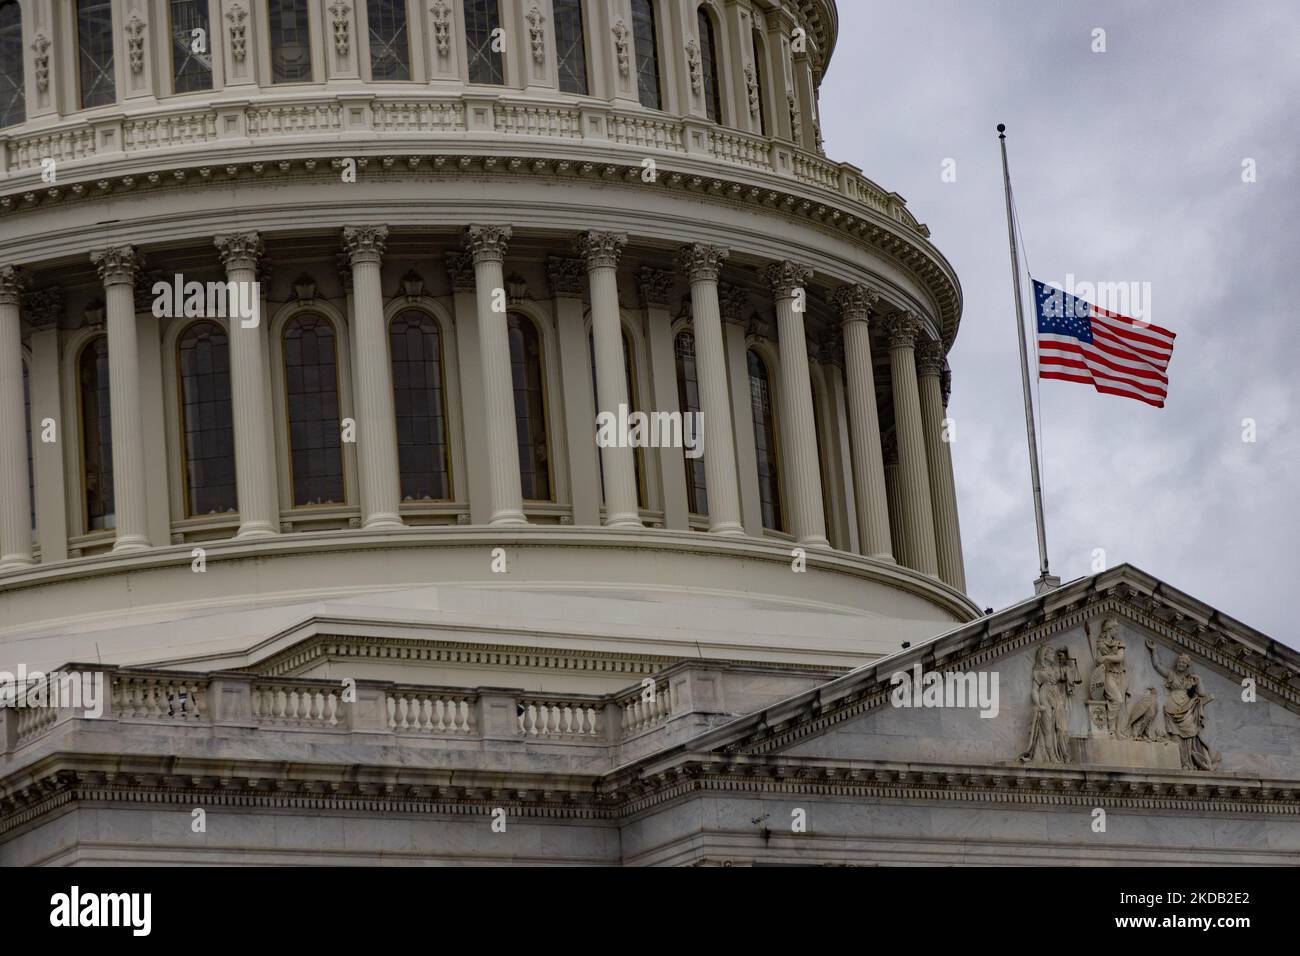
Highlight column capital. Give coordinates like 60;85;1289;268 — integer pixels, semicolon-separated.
342;225;389;265
915;338;945;377
90;246;145;287
882;310;922;350
833;283;880;323
463;225;513;264
444;251;476;292
215;232;264;272
764;260;812;300
0;265;28;306
941;366;953;407
543;257;584;299
637;268;675;309
22;287;62;331
678;243;729;283
574;232;627;271
719;282;749;326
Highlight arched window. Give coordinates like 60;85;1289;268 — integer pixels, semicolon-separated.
170;1;214;93
269;0;313;83
23;359;32;530
751;29;767;136
283;314;344;506
748;350;784;532
631;0;662;110
554;0;588;95
76;0;116;108
589;329;647;510
0;1;24;128
177;322;236;516
674;330;707;516
78;337;114;531
464;0;504;85
390;310;452;501
508;313;551;501
367;0;411;80
697;7;723;123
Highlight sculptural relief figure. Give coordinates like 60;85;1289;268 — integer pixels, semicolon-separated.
1123;686;1166;741
1146;641;1221;771
1087;618;1130;737
1020;644;1077;764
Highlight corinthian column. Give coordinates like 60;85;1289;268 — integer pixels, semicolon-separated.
0;266;33;569
577;231;642;529
215;232;279;538
834;284;892;561
90;245;150;552
882;311;938;577
343;225;403;530
678;243;743;535
765;261;827;547
917;340;966;591
465;225;526;527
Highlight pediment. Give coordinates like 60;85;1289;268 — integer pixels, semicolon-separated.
687;566;1300;781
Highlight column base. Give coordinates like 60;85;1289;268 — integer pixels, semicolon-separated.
868;552;897;563
0;555;36;571
708;522;746;536
112;535;151;553
798;536;831;549
361;514;406;531
604;514;643;530
488;512;529;528
236;521;280;539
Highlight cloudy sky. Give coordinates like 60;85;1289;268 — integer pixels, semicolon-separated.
819;1;1299;642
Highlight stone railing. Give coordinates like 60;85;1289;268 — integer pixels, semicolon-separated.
0;93;922;235
1;661;838;756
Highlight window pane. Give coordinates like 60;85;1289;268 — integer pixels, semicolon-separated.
464;0;504;85
170;0;213;93
77;0;116;108
178;322;236;516
0;1;24;128
631;0;661;110
554;0;588;95
698;9;722;123
368;0;411;80
283;315;344;506
508;313;551;501
748;350;783;532
79;337;115;531
269;0;313;83
674;331;707;516
390;311;452;501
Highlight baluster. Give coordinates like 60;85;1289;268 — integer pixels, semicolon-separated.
420;696;433;732
434;698;447;732
458;699;470;733
526;703;539;736
386;695;396;730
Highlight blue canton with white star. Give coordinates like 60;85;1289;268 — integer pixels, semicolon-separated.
1033;279;1093;342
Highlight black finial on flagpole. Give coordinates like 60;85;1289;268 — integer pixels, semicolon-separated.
997;123;1006;137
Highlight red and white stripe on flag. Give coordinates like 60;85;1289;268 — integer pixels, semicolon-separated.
1038;304;1177;408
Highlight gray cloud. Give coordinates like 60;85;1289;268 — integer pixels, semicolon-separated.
820;1;1299;642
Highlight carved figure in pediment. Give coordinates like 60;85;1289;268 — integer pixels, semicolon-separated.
1146;641;1221;771
1020;644;1078;764
1123;686;1166;741
1086;618;1130;737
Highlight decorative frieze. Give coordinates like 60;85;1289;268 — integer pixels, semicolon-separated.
546;256;586;299
226;4;248;62
637;268;674;309
745;63;760;116
686;38;703;94
612;21;630;76
431;0;453;57
328;1;352;57
126;14;148;75
526;6;546;65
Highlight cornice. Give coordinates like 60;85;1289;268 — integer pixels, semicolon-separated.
0;146;961;346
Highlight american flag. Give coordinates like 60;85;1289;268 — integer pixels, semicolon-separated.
1033;279;1176;408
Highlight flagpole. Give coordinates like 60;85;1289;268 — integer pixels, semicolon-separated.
997;123;1059;595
